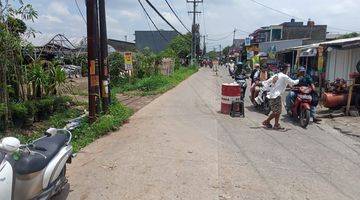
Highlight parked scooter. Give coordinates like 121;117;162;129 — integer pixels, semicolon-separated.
0;128;74;200
287;86;313;128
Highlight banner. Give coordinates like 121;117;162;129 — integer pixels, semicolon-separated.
124;52;133;70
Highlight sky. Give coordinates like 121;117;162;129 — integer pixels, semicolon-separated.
24;0;360;49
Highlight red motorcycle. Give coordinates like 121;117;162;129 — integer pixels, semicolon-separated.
288;86;313;128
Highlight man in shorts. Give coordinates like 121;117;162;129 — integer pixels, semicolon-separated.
261;65;299;130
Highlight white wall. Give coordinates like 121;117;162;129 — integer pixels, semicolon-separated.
326;48;360;81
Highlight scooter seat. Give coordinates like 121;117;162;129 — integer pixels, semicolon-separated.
15;133;69;175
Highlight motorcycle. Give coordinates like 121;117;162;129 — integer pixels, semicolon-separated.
287;86;313;128
228;63;236;77
234;74;248;100
253;86;271;115
0;128;74;200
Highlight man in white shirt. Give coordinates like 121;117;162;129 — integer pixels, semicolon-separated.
261;65;299;130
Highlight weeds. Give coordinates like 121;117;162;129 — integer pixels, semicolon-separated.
114;66;198;96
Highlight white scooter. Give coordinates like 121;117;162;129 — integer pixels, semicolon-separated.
0;128;74;200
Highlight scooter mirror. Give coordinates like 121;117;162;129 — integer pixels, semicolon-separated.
0;137;20;153
46;127;58;136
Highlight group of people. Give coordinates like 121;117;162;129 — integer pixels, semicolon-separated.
240;62;321;130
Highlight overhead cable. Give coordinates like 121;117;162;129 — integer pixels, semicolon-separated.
247;0;359;32
138;0;169;42
75;0;86;24
165;0;190;33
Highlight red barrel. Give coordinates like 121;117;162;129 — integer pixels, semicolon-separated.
221;83;241;114
322;92;348;108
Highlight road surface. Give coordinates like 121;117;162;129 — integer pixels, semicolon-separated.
59;67;360;200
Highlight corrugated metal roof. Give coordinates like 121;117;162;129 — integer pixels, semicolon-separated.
282;37;360;52
321;37;360;45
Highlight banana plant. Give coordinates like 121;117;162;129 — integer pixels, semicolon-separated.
46;61;66;95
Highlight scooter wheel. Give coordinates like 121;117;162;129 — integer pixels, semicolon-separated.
300;109;310;128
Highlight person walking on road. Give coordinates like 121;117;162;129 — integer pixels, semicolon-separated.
261;65;299;130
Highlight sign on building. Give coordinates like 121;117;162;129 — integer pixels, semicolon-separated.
124;52;133;70
245;37;251;46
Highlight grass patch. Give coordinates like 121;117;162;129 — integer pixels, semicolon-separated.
15;108;83;144
13;101;132;153
70;101;133;152
114;66;198;96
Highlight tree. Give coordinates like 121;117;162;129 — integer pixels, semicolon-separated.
0;0;38;132
166;33;192;59
208;51;217;60
339;32;359;39
222;46;231;56
108;52;125;85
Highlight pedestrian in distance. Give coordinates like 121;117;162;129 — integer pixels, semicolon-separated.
261;65;299;130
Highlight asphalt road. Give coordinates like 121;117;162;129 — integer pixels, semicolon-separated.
59;67;360;200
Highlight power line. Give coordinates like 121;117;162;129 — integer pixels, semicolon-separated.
165;0;190;33
74;0;86;24
137;0;169;42
207;32;233;41
142;2;161;51
235;28;251;34
144;0;185;37
248;0;299;20
201;2;207;36
247;0;359;33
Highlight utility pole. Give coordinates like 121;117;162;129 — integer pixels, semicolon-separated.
187;0;203;66
202;35;206;56
124;35;128;42
219;44;222;60
86;0;100;122
98;0;110;112
233;28;236;46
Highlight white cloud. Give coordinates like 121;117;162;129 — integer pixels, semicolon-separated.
40;15;62;23
119;10;141;20
48;1;71;17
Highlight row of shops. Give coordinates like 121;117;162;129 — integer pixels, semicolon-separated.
276;37;360;112
277;37;360;85
237;37;360;112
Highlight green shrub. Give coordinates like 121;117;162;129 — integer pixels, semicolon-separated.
0;103;5;131
0;103;5;117
35;97;54;120
53;96;72;111
24;101;36;118
136;75;170;92
10;103;28;127
113;66;198;96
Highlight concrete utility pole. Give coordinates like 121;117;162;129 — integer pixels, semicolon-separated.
219;44;222;60
187;0;203;66
86;0;101;122
98;0;110;112
233;28;236;46
202;35;206;56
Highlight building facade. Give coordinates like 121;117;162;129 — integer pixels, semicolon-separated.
250;19;327;46
135;30;179;53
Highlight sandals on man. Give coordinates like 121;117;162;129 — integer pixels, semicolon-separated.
262;122;273;129
273;124;285;130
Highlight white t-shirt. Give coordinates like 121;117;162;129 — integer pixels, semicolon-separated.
262;72;299;99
